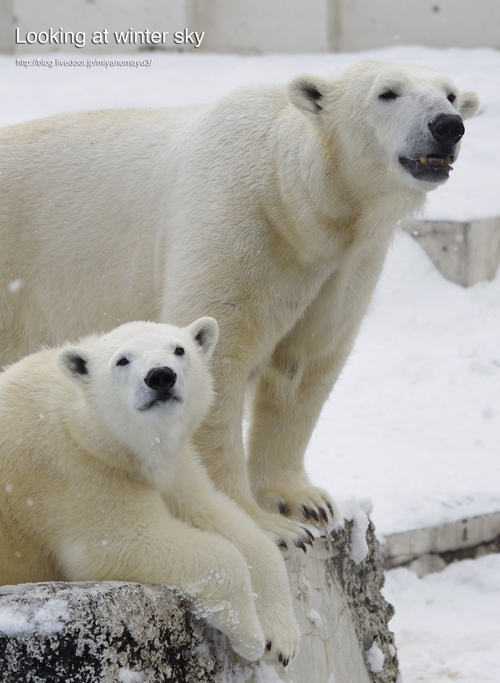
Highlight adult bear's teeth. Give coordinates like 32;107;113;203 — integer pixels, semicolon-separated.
420;156;428;164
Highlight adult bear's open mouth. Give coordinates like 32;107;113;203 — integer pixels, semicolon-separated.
399;154;454;182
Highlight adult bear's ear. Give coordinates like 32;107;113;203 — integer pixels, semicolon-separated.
287;74;329;116
57;346;91;383
458;90;480;120
187;317;219;358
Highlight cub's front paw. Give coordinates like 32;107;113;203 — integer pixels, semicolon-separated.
257;486;339;530
262;620;300;669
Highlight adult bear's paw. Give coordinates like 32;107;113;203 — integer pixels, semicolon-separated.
248;507;316;554
257;486;339;531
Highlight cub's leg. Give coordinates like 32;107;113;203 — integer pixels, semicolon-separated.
166;451;301;668
247;246;388;527
56;488;265;662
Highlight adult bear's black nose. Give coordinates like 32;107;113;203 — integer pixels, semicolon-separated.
145;367;177;391
428;114;465;146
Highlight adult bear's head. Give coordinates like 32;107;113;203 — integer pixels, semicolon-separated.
287;60;479;194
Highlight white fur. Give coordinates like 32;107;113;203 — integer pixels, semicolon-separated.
0;61;479;546
0;320;299;664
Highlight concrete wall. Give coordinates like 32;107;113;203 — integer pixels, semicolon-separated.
335;0;500;52
2;0;500;54
10;0;186;54
0;0;13;54
189;0;330;53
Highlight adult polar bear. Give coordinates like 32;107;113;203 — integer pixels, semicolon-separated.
0;61;479;549
0;319;299;665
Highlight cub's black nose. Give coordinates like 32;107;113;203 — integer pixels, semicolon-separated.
428;114;465;146
145;367;177;391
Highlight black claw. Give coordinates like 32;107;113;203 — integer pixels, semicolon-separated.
266;640;272;651
283;658;289;668
294;538;307;553
310;508;320;522
301;504;311;520
326;501;334;517
302;527;315;541
303;535;314;547
278;501;288;516
279;653;283;663
319;507;329;524
277;539;288;550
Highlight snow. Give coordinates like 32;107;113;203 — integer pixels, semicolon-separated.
307;609;322;628
0;599;70;636
366;641;385;673
0;44;498;682
384;554;500;682
309;229;500;539
118;669;145;683
335;498;371;564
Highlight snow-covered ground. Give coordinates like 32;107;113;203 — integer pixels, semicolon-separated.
1;45;499;682
384;553;500;682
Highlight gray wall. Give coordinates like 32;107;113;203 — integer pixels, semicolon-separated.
2;0;499;54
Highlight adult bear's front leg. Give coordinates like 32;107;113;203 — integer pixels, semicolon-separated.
247;338;343;529
247;248;387;528
193;351;316;554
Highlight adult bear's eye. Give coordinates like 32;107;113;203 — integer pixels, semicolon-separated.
174;346;185;356
116;357;129;366
447;93;456;103
379;90;398;100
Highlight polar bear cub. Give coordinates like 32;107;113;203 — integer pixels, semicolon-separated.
0;319;299;665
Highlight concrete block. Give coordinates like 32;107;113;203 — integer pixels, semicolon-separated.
189;0;329;54
0;0;13;54
403;216;500;287
12;0;186;54
382;511;500;577
0;521;400;682
334;0;500;52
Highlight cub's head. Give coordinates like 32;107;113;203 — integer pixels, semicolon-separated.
287;61;479;194
57;318;218;451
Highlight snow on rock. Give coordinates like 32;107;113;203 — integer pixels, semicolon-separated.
307;609;322;628
333;497;372;564
0;598;69;636
366;641;385;673
252;661;285;683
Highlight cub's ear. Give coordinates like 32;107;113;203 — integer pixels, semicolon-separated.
287;74;329;116
458;90;480;120
187;317;219;358
57;347;91;383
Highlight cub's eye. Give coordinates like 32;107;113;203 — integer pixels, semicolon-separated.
174;346;185;356
116;357;129;367
379;90;398;100
447;93;456;103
